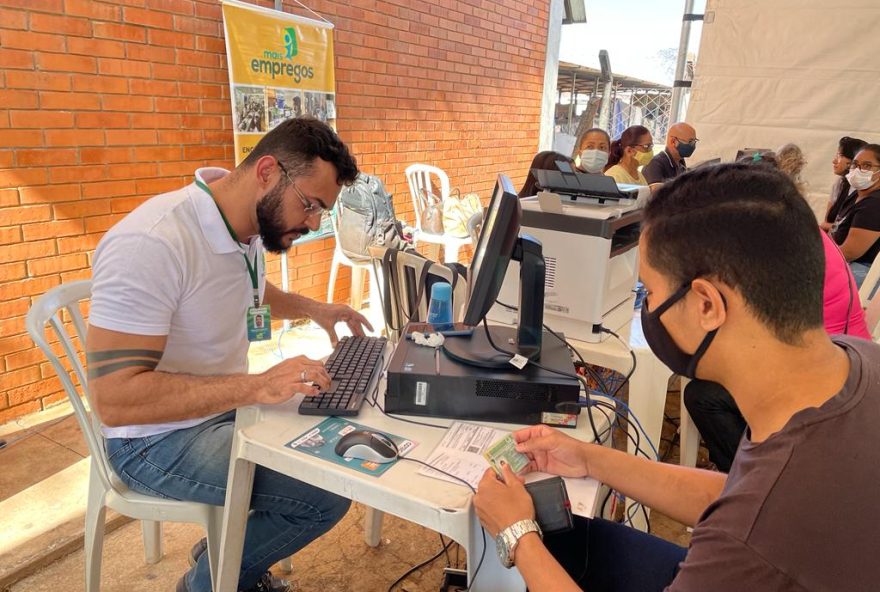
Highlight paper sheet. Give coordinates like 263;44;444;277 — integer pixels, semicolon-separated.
418;421;601;518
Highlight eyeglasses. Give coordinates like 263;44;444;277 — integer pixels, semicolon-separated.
277;161;327;216
673;137;699;144
849;161;880;173
631;143;654;151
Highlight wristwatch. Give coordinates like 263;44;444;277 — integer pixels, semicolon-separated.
495;519;542;568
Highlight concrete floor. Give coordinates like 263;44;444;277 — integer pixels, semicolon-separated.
7;503;464;592
0;320;699;592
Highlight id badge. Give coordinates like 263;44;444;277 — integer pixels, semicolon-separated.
247;305;271;342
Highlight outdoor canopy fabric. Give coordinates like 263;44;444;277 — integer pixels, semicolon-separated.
684;0;880;216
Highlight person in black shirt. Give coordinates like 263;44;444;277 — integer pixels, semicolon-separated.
830;144;880;287
642;122;698;184
821;136;867;232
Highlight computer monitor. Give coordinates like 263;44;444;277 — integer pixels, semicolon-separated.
463;174;521;325
442;174;547;369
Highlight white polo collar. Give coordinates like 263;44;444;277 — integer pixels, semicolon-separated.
191;167;244;255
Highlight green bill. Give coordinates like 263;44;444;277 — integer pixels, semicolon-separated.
483;434;530;476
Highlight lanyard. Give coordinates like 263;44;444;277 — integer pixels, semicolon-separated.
196;179;261;307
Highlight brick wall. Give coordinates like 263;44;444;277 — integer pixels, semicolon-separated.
0;0;549;424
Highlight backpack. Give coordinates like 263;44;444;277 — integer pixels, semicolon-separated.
336;173;407;261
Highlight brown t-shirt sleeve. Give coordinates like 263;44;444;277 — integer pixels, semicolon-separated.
666;526;808;592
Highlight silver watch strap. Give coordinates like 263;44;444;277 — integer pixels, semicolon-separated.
502;519;542;558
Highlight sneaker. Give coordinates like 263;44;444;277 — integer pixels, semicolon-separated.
244;571;291;592
188;537;208;568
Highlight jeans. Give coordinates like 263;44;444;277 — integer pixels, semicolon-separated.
850;261;870;289
544;517;687;591
106;411;351;592
682;380;746;472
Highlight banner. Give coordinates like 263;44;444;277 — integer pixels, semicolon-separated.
221;0;336;165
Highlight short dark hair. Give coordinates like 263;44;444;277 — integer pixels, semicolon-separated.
858;143;880;163
607;125;650;169
839;136;867;161
578;127;611;150
518;151;574;197
240;117;358;185
643;163;824;344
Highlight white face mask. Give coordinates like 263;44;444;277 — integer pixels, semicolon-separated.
847;168;878;191
579;149;609;173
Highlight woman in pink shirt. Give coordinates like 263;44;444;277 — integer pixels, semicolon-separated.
821;230;870;338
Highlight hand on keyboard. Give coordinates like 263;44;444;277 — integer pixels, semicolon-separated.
256;356;331;405
299;336;387;416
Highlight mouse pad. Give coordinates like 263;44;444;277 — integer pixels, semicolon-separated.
285;417;418;477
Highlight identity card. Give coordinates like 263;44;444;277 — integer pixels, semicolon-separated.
483;433;530;476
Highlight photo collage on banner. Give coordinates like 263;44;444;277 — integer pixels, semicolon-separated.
221;0;336;164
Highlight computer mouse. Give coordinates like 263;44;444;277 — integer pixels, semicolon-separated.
334;430;399;464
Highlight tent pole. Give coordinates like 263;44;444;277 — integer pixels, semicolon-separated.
670;0;700;123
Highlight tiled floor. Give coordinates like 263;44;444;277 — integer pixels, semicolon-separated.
0;415;87;501
1;321;702;591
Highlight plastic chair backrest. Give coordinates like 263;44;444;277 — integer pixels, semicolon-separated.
405;164;450;233
864;292;880;341
859;256;880;305
330;204;361;268
393;251;468;324
25;281;117;495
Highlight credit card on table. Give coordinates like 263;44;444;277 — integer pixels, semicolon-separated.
483;434;530;476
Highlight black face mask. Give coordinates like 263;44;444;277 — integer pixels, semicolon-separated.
640;283;720;379
676;140;697;159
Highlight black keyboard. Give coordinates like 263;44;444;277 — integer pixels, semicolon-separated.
298;335;388;416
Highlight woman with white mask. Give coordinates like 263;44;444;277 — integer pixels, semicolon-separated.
574;128;611;174
830;144;880;287
604;125;653;186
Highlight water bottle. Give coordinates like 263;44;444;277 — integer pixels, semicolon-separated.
427;282;453;331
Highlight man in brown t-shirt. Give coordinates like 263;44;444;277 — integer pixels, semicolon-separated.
473;163;880;591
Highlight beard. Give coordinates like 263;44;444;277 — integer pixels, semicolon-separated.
256;182;310;254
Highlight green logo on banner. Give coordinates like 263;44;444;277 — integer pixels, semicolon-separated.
252;25;313;82
283;27;298;59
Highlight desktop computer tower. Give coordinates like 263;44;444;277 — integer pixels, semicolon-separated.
385;328;581;428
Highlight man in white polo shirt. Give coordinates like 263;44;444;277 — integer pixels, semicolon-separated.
87;118;367;592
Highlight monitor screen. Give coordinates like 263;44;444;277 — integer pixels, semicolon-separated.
464;175;521;326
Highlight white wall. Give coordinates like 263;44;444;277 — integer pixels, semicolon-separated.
685;0;880;217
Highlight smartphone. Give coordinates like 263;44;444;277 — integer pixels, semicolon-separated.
405;322;475;338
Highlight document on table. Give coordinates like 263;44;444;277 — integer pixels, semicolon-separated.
418;421;600;517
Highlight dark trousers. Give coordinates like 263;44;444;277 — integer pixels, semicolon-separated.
682;379;746;472
543;517;687;592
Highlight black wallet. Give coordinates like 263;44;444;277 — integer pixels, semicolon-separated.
525;476;574;534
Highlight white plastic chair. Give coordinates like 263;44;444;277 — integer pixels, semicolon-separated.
858;256;880;306
405;163;472;264
25;281;292;590
678;377;701;468
864;292;880;341
328;206;380;311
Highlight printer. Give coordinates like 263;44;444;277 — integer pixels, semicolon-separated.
487;191;643;343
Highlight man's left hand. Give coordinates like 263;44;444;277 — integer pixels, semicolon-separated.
474;464;535;537
311;303;373;345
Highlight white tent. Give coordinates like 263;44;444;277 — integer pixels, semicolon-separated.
684;0;880;217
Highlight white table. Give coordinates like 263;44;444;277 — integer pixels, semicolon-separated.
214;380;608;592
569;314;675;530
